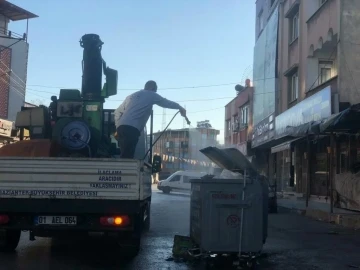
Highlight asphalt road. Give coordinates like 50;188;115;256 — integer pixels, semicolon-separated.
1;187;360;270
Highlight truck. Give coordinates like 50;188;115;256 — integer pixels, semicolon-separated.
0;34;161;257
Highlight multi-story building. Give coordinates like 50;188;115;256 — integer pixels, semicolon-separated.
0;1;38;121
253;0;360;211
224;79;254;157
152;121;220;174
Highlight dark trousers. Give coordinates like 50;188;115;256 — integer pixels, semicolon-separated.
117;125;140;159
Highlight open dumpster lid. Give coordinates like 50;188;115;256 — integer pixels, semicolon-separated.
200;146;258;175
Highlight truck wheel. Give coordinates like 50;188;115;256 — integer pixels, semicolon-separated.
162;187;171;194
121;237;140;259
0;229;21;252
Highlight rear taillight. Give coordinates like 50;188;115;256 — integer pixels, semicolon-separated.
100;216;130;227
0;215;9;225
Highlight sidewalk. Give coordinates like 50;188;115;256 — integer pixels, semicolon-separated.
277;196;360;230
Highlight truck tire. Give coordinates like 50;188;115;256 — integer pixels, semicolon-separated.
121;237;140;259
163;187;171;194
0;229;21;252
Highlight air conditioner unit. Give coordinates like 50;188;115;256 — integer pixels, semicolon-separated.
232;122;240;132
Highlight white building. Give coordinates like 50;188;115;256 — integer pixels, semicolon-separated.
0;1;38;121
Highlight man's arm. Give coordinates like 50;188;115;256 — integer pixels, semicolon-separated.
152;93;183;110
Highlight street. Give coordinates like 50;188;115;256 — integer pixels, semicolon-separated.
1;187;360;270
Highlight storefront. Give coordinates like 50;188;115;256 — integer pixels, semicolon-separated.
272;86;332;193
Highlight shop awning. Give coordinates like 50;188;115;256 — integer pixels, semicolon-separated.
319;104;360;133
271;138;302;154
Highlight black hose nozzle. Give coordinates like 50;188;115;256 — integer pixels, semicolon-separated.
185;116;191;125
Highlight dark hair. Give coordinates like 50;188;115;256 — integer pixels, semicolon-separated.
144;80;157;91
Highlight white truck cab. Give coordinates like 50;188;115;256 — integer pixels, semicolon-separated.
157;171;206;194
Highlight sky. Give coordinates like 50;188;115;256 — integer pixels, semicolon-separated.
9;0;255;144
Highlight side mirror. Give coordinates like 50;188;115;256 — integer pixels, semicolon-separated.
152;155;162;173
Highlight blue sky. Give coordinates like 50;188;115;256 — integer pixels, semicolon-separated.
10;0;255;143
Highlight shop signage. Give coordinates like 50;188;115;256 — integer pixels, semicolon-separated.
251;114;275;148
275;87;331;139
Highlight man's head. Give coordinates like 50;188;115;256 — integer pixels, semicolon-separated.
144;80;158;92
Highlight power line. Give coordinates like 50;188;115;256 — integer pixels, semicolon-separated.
27;82;240;91
27;77;279;92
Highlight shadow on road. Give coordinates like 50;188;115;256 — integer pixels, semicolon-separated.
48;236;139;269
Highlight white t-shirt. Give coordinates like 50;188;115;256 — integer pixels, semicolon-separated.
114;90;183;131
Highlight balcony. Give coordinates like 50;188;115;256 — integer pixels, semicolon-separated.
0;27;26;41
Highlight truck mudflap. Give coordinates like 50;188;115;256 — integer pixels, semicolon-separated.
0;157;148;200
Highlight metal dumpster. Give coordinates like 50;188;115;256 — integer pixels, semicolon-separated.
189;146;268;255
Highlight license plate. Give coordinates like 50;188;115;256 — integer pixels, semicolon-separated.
34;216;77;225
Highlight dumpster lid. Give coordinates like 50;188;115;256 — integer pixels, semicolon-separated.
200;146;257;174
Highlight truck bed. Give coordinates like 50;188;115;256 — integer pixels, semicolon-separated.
0;157;152;201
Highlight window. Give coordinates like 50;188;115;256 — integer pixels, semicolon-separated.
201;133;207;139
227;120;231;131
289;72;298;102
183;176;191;183
290;13;299;42
170;175;181;182
240;105;249;126
258;11;264;33
319;61;333;84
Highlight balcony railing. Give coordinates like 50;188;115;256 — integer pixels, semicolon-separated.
0;27;26;41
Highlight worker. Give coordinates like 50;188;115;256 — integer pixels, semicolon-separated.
114;80;186;159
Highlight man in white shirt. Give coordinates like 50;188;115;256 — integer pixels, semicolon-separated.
114;80;186;158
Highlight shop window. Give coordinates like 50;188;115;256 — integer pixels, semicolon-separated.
340;151;348;173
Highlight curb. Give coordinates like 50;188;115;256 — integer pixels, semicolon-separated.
280;205;360;230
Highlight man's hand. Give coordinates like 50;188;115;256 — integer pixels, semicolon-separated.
180;107;186;117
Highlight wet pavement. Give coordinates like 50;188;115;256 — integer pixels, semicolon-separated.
1;186;360;269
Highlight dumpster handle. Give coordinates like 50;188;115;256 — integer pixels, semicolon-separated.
187;248;202;258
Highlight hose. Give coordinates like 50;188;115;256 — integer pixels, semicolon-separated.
143;111;185;160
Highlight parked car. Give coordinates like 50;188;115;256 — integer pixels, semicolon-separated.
157;171;207;194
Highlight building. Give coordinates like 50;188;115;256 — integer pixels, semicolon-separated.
253;0;360;211
0;1;38;121
224;79;254;157
152;121;220;174
24;101;37;108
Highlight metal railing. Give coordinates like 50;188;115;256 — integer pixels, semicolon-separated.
0;27;26;41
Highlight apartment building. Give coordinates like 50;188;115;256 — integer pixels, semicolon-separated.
152;121;220;174
224;79;254;157
253;0;360;211
0;1;38;121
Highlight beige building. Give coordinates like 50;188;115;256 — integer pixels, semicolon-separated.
253;0;360;211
